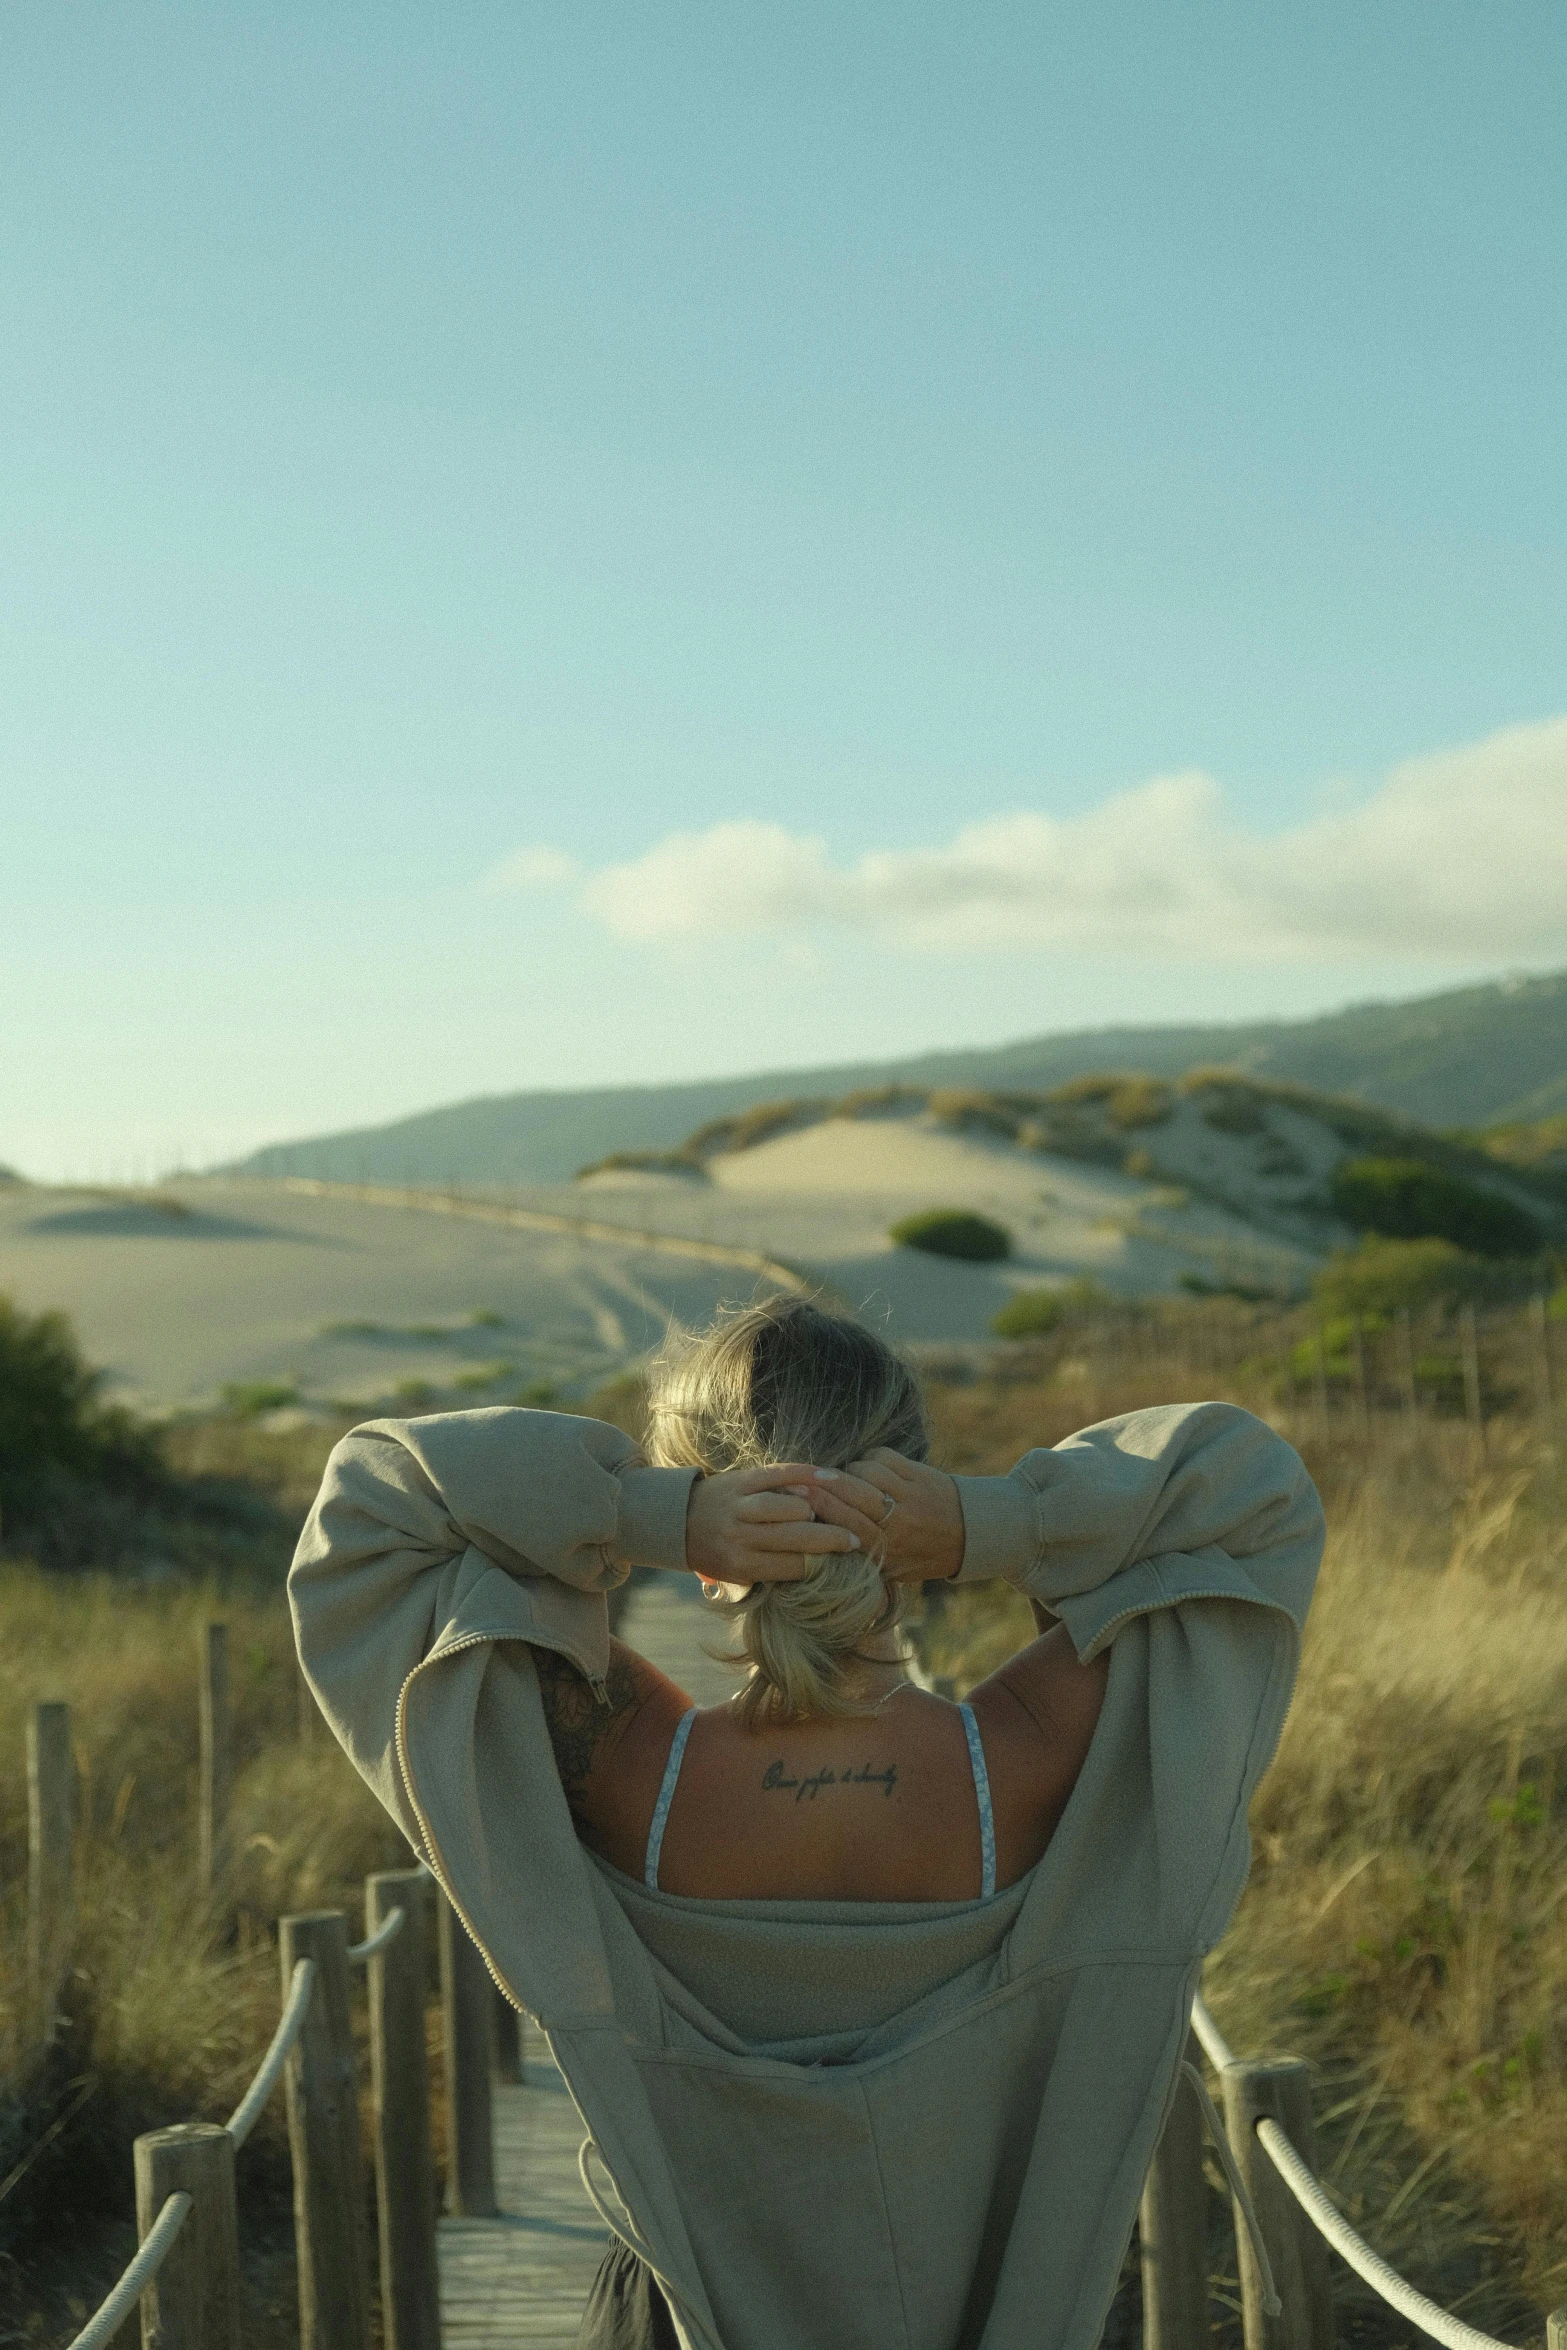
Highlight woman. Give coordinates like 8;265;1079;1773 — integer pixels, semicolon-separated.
291;1295;1323;2350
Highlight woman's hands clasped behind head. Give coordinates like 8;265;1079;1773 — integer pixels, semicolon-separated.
807;1450;966;1583
684;1463;864;1588
683;1452;965;1589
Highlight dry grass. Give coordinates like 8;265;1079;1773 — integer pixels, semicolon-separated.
0;1418;409;2344
6;1360;1567;2342
917;1358;1567;2343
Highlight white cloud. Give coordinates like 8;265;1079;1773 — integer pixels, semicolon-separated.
483;845;580;892
492;715;1567;964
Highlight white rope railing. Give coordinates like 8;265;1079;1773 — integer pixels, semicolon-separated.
1256;2115;1513;2350
1190;1991;1234;2070
225;1956;317;2150
1190;1996;1517;2350
66;2192;192;2350
348;1903;405;1964
67;1957;322;2345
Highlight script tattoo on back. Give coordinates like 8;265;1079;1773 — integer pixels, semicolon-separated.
533;1645;639;1817
761;1759;899;1803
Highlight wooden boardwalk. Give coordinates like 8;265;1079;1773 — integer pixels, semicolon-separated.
437;1572;741;2347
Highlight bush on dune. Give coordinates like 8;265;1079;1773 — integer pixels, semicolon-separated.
0;1294;162;1526
1312;1235;1491;1320
1330;1156;1542;1259
889;1209;1012;1262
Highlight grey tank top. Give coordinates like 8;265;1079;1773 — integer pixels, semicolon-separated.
643;1701;999;1900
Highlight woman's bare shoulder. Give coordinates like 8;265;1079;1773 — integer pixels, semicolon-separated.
967;1625;1110;1828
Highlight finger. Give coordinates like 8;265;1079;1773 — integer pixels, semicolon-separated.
857;1447;919;1481
733;1462;824;1492
743;1521;860;1556
803;1486;886;1547
806;1468;887;1517
737;1492;817;1524
844;1458;902;1499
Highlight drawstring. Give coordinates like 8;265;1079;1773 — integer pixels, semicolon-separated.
1181;2062;1285;2320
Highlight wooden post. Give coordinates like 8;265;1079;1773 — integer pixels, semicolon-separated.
439;1891;497;2216
1311;1327;1329;1429
134;2123;242;2349
366;1871;441;2350
1221;2060;1332;2350
280;1911;373;2350
494;1986;522;2085
1349;1316;1370;1440
1546;2308;1566;2350
1531;1294;1555;1418
1139;2034;1208;2350
1395;1307;1419;1422
27;1701;74;2045
1460;1304;1484;1457
198;1622;231;1890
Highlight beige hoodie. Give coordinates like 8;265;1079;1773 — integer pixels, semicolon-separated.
289;1399;1323;2350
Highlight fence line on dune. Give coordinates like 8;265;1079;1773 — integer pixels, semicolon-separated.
260;1172;817;1297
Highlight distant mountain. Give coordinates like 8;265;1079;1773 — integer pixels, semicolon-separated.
226;969;1567;1190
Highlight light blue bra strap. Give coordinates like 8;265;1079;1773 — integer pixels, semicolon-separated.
645;1707;698;1890
958;1700;997;1900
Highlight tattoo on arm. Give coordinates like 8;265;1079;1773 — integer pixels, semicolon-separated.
532;1645;641;1819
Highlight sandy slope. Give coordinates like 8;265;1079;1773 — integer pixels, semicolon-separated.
0;1100;1330;1407
0;1181;770;1411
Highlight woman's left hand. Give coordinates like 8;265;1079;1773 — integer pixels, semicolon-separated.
802;1450;966;1583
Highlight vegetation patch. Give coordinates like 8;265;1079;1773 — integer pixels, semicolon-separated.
889;1209;1012;1262
574;1147;709;1181
0;1295;163;1528
1312;1236;1492;1320
1330;1157;1542;1259
218;1380;300;1418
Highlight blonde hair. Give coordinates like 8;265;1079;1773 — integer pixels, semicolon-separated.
644;1296;929;1726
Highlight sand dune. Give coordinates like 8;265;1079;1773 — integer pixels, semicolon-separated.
0;1098;1333;1408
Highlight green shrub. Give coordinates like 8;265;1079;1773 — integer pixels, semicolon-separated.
0;1295;160;1513
1329;1157;1541;1258
1105;1077;1174;1131
925;1090;1023;1141
888;1209;1012;1262
1189;1081;1267;1135
220;1380;299;1418
991;1289;1063;1338
989;1280;1116;1336
1313;1236;1488;1320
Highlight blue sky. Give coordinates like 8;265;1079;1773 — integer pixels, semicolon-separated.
4;4;1565;1177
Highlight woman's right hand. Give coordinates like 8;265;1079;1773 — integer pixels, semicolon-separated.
684;1464;863;1587
803;1450;966;1583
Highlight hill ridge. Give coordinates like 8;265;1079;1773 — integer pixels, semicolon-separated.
223;968;1567;1190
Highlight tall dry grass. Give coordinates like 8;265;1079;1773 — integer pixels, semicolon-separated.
6;1348;1567;2341
0;1418;409;2342
917;1351;1567;2343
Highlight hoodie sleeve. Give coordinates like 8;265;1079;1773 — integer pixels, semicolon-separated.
287;1407;698;1846
950;1400;1323;1657
987;1405;1325;1959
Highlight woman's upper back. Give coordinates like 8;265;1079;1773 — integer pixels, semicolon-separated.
564;1623;1111;1905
